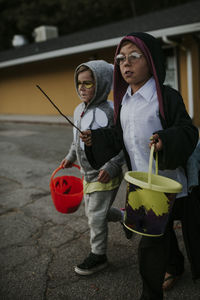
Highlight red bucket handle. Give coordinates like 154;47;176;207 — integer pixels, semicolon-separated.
50;163;81;187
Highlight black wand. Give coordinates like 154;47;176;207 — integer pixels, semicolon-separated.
36;85;83;134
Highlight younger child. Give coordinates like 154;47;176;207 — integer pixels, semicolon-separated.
61;60;124;276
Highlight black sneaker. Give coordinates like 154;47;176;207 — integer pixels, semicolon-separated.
120;222;133;240
74;253;108;275
120;208;133;240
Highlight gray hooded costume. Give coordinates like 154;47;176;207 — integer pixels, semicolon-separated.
65;60;124;255
65;60;124;184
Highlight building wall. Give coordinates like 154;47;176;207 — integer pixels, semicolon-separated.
0;39;199;127
0;47;115;117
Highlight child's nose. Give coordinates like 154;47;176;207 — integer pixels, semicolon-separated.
79;84;86;90
124;56;131;65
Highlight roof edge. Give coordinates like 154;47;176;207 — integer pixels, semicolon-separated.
0;22;200;69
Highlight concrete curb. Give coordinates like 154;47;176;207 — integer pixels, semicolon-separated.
0;114;72;125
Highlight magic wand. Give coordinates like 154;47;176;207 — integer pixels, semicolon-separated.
36;84;83;134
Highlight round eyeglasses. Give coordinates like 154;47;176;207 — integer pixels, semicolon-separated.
77;81;94;89
115;52;143;65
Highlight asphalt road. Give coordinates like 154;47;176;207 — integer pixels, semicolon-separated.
0;121;200;300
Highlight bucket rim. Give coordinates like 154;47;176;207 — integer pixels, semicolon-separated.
124;171;182;193
50;164;83;189
123;223;164;237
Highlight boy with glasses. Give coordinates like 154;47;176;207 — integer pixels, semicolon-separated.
80;33;198;299
61;60;124;276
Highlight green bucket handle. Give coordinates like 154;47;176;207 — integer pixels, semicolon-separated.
148;144;158;188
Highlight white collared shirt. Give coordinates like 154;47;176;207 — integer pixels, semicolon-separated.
120;77;187;197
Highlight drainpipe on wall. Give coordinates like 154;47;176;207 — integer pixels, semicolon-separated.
162;36;178;47
186;49;194;119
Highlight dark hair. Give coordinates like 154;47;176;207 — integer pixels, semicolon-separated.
76;65;94;80
118;40;134;51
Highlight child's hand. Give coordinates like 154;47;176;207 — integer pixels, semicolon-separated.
149;134;163;152
80;130;92;146
61;159;73;168
98;170;110;183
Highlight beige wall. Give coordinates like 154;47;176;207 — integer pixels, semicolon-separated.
0;40;199;127
0;47;115;116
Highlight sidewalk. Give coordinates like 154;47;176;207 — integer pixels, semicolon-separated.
0;121;199;300
0;114;71;125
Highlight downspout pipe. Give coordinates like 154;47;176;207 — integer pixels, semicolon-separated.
162;35;178;47
186;49;194;119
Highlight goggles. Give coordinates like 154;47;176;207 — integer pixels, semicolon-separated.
115;52;143;65
77;81;94;89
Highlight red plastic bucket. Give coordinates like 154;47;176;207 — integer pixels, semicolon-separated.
50;164;83;214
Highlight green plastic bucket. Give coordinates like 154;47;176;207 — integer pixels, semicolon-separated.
124;145;182;237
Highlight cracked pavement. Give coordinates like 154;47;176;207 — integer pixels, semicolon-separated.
0;122;199;300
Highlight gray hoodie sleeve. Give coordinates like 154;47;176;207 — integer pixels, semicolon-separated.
64;105;80;163
100;150;125;178
65;141;77;163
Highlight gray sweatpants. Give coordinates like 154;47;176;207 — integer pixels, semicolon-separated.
84;188;122;255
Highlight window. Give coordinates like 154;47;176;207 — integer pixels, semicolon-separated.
164;48;178;90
